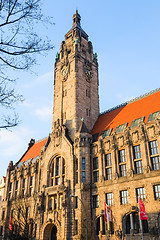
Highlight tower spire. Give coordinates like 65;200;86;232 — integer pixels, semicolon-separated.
73;10;81;27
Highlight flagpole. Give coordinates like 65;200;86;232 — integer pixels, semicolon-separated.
104;220;107;240
139;213;143;240
138;198;144;240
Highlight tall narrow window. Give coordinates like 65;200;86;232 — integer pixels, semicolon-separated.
22;179;26;197
105;153;112;180
51;163;55;186
119;150;127;177
149;140;160;170
93;157;99;182
62;158;65;184
136;187;145;202
105;192;113;206
55;157;61;185
75;158;78;184
15;180;19;198
133;145;143;174
8;182;12;199
29;176;34;196
75;219;78;235
93;195;99;208
120;190;128;205
82;157;86;183
153;185;160;200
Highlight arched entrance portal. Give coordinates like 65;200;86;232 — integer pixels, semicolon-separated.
43;223;57;240
51;225;57;240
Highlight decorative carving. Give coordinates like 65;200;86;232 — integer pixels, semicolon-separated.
53;119;62;147
132;131;139;143
104;140;110;151
147;126;155;138
144;165;151;174
118;136;124;147
127;170;134;177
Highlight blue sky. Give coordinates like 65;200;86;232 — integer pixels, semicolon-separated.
0;0;160;177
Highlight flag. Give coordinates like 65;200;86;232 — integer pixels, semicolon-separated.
9;216;12;231
138;198;148;220
104;202;113;222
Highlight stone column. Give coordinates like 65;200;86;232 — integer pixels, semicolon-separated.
130;213;134;235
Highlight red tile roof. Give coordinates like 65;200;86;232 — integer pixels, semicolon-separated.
92;90;160;138
19;138;47;163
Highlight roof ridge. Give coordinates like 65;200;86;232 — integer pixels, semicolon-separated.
100;87;160;116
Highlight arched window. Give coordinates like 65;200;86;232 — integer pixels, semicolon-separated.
50;157;65;186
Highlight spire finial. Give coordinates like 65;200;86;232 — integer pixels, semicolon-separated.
73;10;81;27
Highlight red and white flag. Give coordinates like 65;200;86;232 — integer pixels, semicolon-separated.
104;202;113;222
9;216;12;231
138;198;148;220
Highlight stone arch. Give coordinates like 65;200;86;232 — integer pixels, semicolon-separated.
122;209;140;235
93;214;105;238
42;221;60;240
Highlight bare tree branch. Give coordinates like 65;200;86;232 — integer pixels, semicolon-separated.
0;0;54;129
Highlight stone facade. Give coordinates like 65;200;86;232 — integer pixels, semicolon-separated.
0;11;160;240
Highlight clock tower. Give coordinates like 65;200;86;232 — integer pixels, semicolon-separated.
52;10;99;139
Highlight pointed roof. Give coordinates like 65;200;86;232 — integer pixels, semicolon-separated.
78;119;89;133
65;11;88;40
92;89;160;139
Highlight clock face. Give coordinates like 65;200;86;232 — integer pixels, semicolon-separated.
61;65;69;81
84;65;93;82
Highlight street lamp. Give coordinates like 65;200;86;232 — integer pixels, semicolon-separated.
70;194;88;240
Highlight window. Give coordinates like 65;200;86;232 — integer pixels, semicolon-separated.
29;176;34;196
55;157;61;185
9;182;12;199
154;185;160;200
22;178;26;196
105;193;113;206
105;154;112;180
1;210;5;220
82;157;86;183
119;150;127;177
119;149;126;163
75;219;78;235
119;164;127;177
93;157;99;182
82;171;86;183
133;145;143;174
51;162;55;186
59;195;63;209
93;195;99;208
75;196;78;209
15;180;19;198
49;196;57;210
133;145;142;159
62;158;65;184
75;158;78;184
136;187;145;202
120;190;128;205
82;157;85;170
135;160;143;174
54;196;57;210
149;140;160;170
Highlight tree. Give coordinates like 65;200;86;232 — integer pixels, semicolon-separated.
0;0;54;129
4;195;42;240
